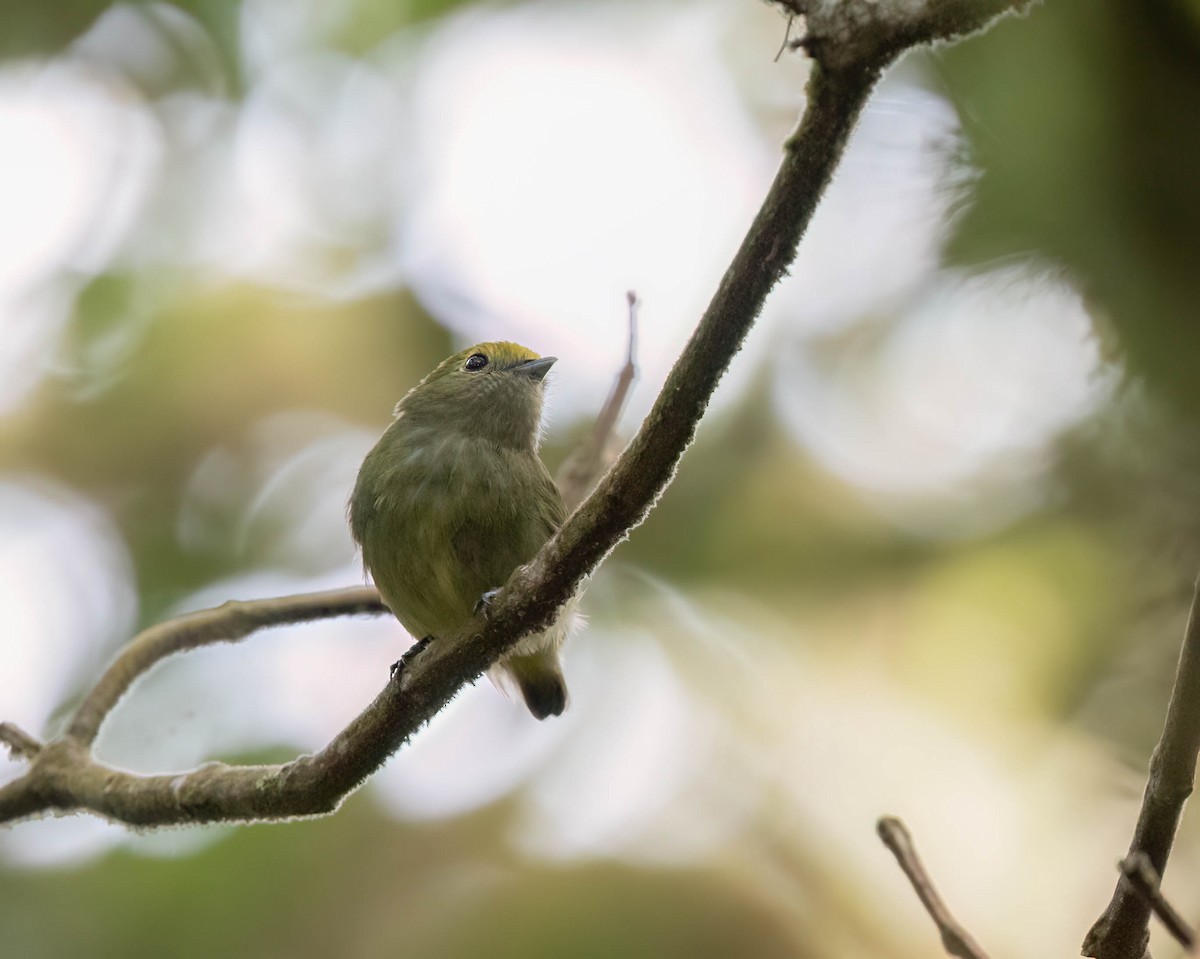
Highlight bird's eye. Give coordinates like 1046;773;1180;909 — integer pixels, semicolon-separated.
464;353;488;372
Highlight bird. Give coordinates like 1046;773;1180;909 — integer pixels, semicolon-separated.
349;341;575;719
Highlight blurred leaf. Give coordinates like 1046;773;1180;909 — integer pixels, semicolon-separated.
0;0;109;59
326;0;494;55
0;2;242;93
938;0;1200;412
0;281;449;615
0;796;802;959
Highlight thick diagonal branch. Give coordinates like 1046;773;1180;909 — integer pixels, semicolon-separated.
2;0;1032;830
1;61;876;828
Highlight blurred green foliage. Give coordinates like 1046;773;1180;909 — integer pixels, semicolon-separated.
1;284;451;615
0;799;799;959
942;0;1200;413
0;0;113;59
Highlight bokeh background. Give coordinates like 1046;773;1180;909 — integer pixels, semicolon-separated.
3;0;1200;956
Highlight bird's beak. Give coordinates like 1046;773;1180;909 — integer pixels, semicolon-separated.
513;357;557;381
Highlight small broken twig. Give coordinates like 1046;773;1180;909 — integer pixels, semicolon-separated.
556;291;639;511
775;14;795;62
1119;852;1196;953
877;816;991;959
0;723;44;761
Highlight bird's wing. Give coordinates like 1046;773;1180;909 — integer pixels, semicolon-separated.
449;460;566;603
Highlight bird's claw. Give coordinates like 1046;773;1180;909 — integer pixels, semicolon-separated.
390;635;434;681
474;589;501;619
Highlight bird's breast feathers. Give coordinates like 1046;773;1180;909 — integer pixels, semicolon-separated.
355;429;562;639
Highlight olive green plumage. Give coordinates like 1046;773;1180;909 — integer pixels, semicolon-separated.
349;341;574;719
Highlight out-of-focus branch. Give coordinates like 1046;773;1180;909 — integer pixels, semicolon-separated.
877;816;992;959
1084;576;1200;959
1;0;1030;829
1118;852;1196;953
557;291;639;512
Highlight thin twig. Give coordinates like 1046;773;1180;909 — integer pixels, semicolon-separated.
1119;852;1196;953
877;816;991;959
66;586;387;747
775;14;795;62
557;291;640;511
1084;575;1200;959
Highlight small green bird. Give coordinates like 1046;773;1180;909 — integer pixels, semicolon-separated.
349;341;575;719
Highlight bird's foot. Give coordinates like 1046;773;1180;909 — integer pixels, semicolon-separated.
474;589;501;619
390;635;434;681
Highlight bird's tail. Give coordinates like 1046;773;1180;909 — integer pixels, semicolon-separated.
492;652;568;720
